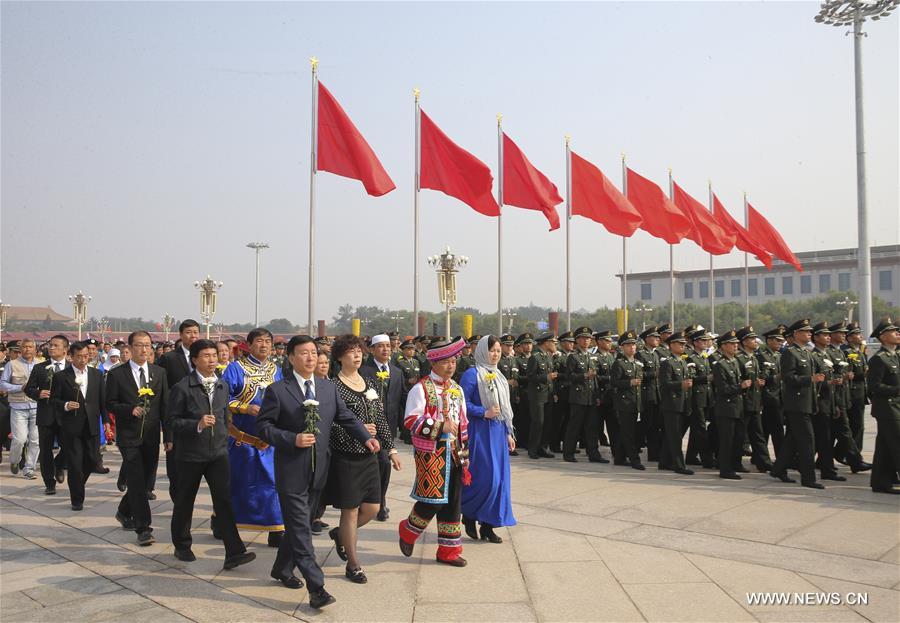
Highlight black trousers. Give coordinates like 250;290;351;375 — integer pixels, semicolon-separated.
743;410;773;470
564;404;601;460
659;410;687;471
599;402;618;450
685;404;714;466
527;398;554;455
38;422;66;488
761;404;785;459
165;446;177;501
832;408;864;468
640;402;661;461
847;401;866;451
273;482;325;592
614;410;640;464
870;415;900;491
513;398;530;448
60;424;93;505
812;413;837;476
772;411;816;485
117;440;159;532
552;395;570;450
171;455;244;558
377;449;391;512
717;416;744;476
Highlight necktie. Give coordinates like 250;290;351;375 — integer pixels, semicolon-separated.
54;363;61;372
380;364;387;373
304;380;313;400
139;367;147;388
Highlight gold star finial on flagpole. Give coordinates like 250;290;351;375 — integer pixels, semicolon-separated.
310;57;319;73
564;134;570;145
497;113;502;126
413;87;420;102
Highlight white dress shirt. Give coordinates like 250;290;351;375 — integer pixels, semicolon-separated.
129;360;150;391
72;366;88;402
182;346;192;371
293;370;316;400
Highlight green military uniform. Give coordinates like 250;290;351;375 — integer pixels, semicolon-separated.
842;321;869;451
551;332;574;452
526;335;556;458
809;323;843;480
497;336;519;404
594;331;618;454
563;327;605;462
635;328;662;462
735;327;773;472
756;329;785;458
712;330;745;479
454;336;479;382
513;333;533;448
771;319;821;488
657;334;693;474
827;322;868;472
610;330;644;469
865;319;900;493
395;341;421;444
685;329;715;467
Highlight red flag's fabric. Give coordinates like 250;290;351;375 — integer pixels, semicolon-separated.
712;195;772;268
748;204;802;271
316;82;395;197
502;133;561;231
672;181;736;255
625;168;693;244
419;110;500;217
570;151;642;237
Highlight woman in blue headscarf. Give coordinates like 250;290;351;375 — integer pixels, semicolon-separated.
459;335;516;543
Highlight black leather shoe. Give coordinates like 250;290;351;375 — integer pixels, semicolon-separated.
756;465;773;474
851;462;872;473
613;460;628;466
770;472;796;484
71;503;83;511
376;508;389;522
116;478;126;493
44;486;56;495
509;450;519;456
115;511;134;531
267;531;284;548
463;517;479;541
146;491;157;501
538;448;555;459
329;527;348;561
802;482;825;490
399;538;414;557
735;465;750;473
311;520;325;535
563;455;577;463
309;588;336;609
674;468;695;475
872;487;900;494
137;530;155;546
527;452;541;460
223;551;256;570
345;565;368;584
631;462;646;471
480;525;502;544
589;456;610;464
174;548;196;562
821;474;846;482
270;570;303;589
94;464;110;475
55;468;66;484
719;473;741;480
436;556;468;567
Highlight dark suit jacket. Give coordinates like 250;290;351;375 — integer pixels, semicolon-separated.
256;374;372;492
105;363;168;447
158;348;192;389
25;360;70;426
360;359;403;435
49;366;106;436
166;372;230;463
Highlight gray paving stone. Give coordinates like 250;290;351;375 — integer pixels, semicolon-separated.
23;574;122;605
624;582;756;622
801;573;900;623
589;537;707;584
414;602;537;622
522;561;644;622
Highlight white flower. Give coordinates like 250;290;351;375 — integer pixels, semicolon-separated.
303;399;319;407
364;388;379;401
823;359;834;368
837;361;849;367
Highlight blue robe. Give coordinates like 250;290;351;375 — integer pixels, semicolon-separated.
222;355;284;531
459;367;516;527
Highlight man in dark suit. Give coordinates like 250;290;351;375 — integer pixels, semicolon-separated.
156;319;202;499
106;330;168;546
24;334;69;494
258;335;379;610
360;333;403;521
49;341;107;510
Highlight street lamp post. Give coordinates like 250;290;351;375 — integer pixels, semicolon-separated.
162;314;174;343
836;295;859;322
194;276;224;340
0;302;10;343
391;311;405;333
815;0;898;337
98;317;110;343
635;302;653;331
246;242;269;327
427;247;469;340
505;308;517;334
68;291;92;340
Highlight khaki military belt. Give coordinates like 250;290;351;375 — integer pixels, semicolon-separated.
228;423;270;451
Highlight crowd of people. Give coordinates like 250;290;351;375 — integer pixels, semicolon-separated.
0;314;898;610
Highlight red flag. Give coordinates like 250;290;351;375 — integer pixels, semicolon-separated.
712;195;772;268
672;181;736;255
625;168;693;244
317;82;396;197
502;133;561;231
420;110;500;217
747;204;802;271
570;151;642;237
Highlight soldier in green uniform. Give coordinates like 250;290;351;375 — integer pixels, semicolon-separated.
526;334;558;459
454;336;479;382
636;327;662;462
563;327;607;463
610;330;645;470
756;327;785;459
685;328;715;468
712;330;749;480
828;322;871;474
809;323;846;481
657;333;694;474
513;333;534;449
865;319;900;494
395;339;421;444
551;332;574;453
655;324;673;361
414;336;432;378
843;321;869;451
770;319;825;489
735;327;773;473
594;331;617;453
497;334;520;456
271;341;286;369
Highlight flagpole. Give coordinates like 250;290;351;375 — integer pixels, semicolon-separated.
308;57;319;336
621;154;628;329
497;115;504;337
410;89;422;337
708;180;715;334
565;135;572;332
667;168;675;329
743;191;750;326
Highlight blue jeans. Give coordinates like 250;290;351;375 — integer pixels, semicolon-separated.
10;407;39;473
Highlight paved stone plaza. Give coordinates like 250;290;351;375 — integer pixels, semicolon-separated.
1;426;898;623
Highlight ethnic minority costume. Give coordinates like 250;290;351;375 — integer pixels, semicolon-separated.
221;355;283;532
399;347;471;564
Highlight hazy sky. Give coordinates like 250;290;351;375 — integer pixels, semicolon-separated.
2;1;898;329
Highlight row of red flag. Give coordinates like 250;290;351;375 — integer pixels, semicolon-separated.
316;81;802;271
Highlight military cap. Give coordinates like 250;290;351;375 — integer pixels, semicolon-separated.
871;318;899;340
639;326;660;340
274;340;286;347
7;340;20;351
682;324;698;337
400;339;415;349
846;321;862;335
313;336;329;345
559;331;575;343
736;326;758;341
594;330;613;340
762;327;785;340
83;338;99;346
114;340;126;347
535;333;556;344
657;323;673;334
716;329;739;345
785;318;813;336
468;335;482;344
665;333;687;344
514;332;534;346
812;322;831;335
500;334;515;345
387;331;399;338
689;327;713;341
619;329;639;345
829;321;849;333
573;326;593;339
413;335;427;343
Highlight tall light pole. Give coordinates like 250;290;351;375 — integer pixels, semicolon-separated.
246;242;269;327
0;302;10;343
162;314;174;342
194;276;223;339
98;317;110;343
68;291;91;340
505;308;517;334
428;247;469;340
391;311;405;333
635;302;653;331
837;295;859;322
815;0;898;337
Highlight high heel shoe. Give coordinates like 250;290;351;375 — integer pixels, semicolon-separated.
463;517;479;541
479;524;503;544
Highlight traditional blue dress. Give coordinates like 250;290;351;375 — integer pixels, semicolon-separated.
221;355;284;531
459;367;516;527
